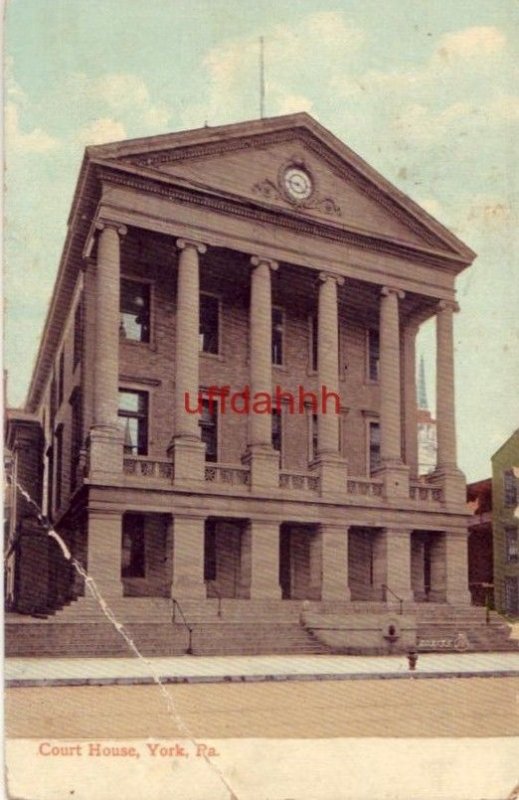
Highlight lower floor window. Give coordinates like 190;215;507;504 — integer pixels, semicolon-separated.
121;513;146;578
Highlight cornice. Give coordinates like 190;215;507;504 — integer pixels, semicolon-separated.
97;165;468;272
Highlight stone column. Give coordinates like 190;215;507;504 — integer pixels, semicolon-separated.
311;272;346;494
171;515;206;599
378;287;409;497
87;510;123;597
383;528;413;603
434;301;466;504
88;222;126;476
401;324;419;480
244;520;281;599
242;256;279;489
169;239;207;483
445;530;471;605
321;524;351;601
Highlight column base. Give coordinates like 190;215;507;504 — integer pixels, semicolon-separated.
430;466;467;508
168;438;206;484
87;426;124;479
375;462;409;500
310;453;347;496
242;446;280;490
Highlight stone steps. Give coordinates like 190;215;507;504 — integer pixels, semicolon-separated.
5;621;329;657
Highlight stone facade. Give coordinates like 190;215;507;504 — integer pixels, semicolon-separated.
5;113;475;620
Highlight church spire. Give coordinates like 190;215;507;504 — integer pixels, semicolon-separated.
418;354;428;410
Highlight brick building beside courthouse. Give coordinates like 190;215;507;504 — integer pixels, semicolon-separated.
6;113;486;654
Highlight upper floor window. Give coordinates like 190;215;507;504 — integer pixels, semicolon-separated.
199;294;219;355
369;420;381;475
310;315;318;372
367;328;380;382
118;390;149;455
506;527;518;563
120;279;150;342
272;308;284;366
73;298;83;368
199;398;218;462
122;513;146;578
308;412;318;463
58;352;65;406
504;470;518;507
272;408;282;454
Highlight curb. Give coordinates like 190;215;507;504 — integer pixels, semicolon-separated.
6;669;519;688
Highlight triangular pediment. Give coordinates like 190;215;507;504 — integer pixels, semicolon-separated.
88;114;475;261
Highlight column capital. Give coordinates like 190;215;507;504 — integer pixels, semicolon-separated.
95;220;128;237
437;299;460;314
381;285;405;300
251;255;278;271
177;238;207;255
319;271;344;286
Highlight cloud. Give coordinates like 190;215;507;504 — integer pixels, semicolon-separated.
434;26;506;61
88;73;170;132
5;103;59;154
76;117;127;146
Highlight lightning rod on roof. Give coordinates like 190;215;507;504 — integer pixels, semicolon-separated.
259;36;265;119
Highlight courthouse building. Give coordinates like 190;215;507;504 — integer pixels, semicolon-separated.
6;113;490;654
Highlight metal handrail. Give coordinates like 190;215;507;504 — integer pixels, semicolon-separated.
171;598;194;654
381;584;404;615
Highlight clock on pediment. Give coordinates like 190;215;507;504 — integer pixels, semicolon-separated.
282;165;314;203
252;156;341;217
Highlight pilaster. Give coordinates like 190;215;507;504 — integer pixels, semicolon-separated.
445;530;471;605
243;520;281;599
383;528;413;604
321;524;351;601
171;515;206;600
87;510;123;598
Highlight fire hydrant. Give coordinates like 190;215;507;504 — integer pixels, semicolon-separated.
407;649;418;671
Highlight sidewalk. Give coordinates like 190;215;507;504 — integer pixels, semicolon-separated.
6;651;519;687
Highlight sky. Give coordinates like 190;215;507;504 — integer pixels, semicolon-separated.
4;0;519;481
